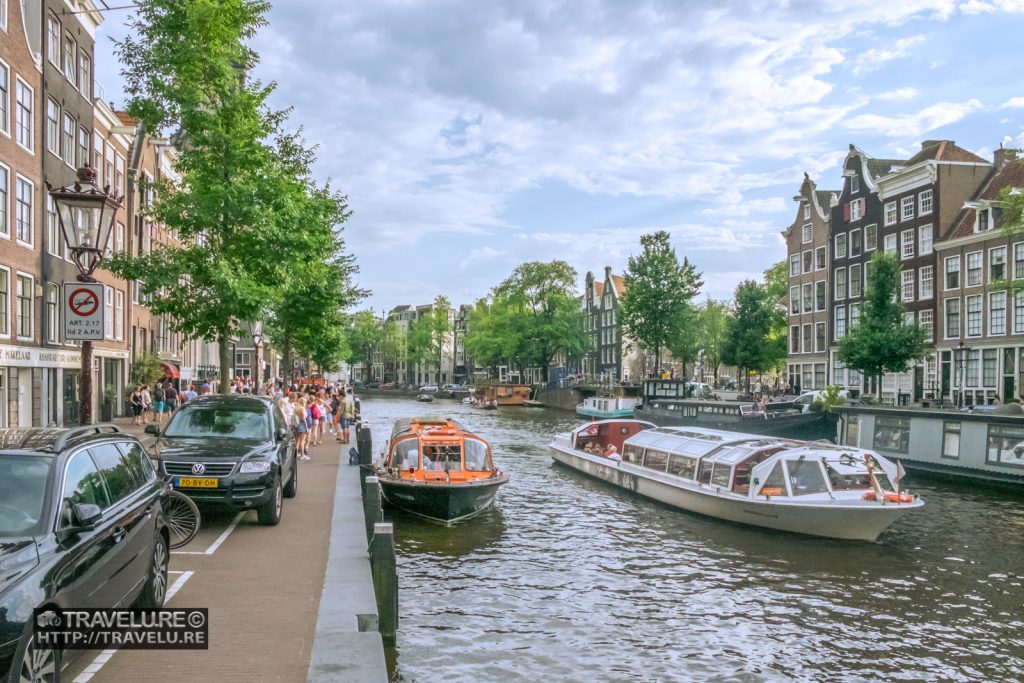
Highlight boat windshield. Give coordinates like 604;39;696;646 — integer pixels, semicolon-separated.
464;438;492;472
824;462;894;491
422;441;462;472
393;438;419;469
785;458;829;496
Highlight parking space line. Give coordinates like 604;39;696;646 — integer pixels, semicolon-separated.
171;511;246;556
71;571;195;683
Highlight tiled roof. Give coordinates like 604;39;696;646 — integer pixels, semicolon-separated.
865;157;905;179
905;139;988;166
115;111;139;126
947;157;1024;239
611;274;626;295
815;190;837;211
593;282;604;297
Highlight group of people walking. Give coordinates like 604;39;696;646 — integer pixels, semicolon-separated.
274;385;357;461
129;381;202;425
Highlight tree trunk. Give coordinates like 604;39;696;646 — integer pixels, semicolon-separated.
218;330;231;395
654;347;661;378
877;373;883;402
281;334;293;386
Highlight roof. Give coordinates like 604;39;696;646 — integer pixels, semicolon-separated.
610;274;626;295
815;190;837;213
182;394;271;410
593;281;604;297
947;157;1024;238
865;157;905;180
0;425;125;453
389;417;471;442
115;110;139;127
904;139;988;166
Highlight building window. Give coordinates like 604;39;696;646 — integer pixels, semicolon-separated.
815;246;826;270
15;176;32;245
919;265;933;300
945;256;960;290
966;251;982;287
919;225;933;256
46;283;58;343
115;290;124;340
63;33;77;84
850;303;860;328
46;196;59;256
815;322;826;352
93;136;104;182
874;417;910;454
849;199;861;221
803;204;810;220
47;16;61;65
942;422;960;459
1016;292;1024;334
78;127;89;168
884;201;897;226
990;247;1007;282
790;326;800;354
835;306;846;339
802;250;813;274
835;267;847;301
79;52;91;100
864;224;877;251
966;295;982;336
920;309;933;342
0;62;7;135
945;298;960;338
919;189;933;216
901;269;914;302
990;291;1007;335
115;222;125;255
0;164;7;237
104;286;114;339
884;234;897;254
986;424;1024;467
850;264;862;298
116;154;126;197
815;281;826;311
790;286;799;315
16;275;32;339
966;350;980;386
850;228;862;257
62;113;75;166
789;254;800;277
802;283;813;313
835;233;847;259
801;223;812;244
0;269;8;335
15;77;32;151
900;230;914;260
851;174;860;194
46;99;60;154
977;208;992;232
802;323;813;353
901;196;914;221
105;144;114;190
1015;243;1024;279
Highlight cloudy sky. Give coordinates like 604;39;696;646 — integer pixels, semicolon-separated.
93;0;1024;313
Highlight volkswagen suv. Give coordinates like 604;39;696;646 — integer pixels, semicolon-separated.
0;425;170;682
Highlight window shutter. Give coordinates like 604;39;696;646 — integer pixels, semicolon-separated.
859;198;866;216
844;203;851;221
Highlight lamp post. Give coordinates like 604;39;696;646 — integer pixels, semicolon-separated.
953;341;972;409
247;320;265;386
48;165;123;425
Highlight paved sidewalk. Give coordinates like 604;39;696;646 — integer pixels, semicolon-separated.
65;420;346;682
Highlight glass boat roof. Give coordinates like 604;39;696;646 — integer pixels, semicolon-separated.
625;427;791;463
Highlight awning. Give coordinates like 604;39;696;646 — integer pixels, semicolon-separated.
161;363;180;378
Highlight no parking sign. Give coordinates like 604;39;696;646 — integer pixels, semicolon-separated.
63;282;105;341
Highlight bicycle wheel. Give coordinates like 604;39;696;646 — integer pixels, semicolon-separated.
165;491;201;549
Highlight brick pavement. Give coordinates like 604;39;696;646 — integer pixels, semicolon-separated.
65;419;345;682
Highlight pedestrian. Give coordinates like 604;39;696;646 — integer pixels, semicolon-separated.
165;382;178;413
184;384;198;402
292;396;309;460
153;383;167;426
340;387;356;444
130;385;144;425
141;384;153;424
308;396;323;446
201;381;211;396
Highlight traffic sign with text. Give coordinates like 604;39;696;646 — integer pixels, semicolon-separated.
63;282;105;341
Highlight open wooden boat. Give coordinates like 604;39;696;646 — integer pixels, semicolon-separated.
549;419;923;541
376;417;508;522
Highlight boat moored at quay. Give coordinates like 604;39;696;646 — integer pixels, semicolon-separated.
549;419;923;541
375;417;509;522
577;395;639;419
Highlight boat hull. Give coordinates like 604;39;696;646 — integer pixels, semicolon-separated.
634;404;837;442
549;443;917;541
577;406;635;419
379;475;509;522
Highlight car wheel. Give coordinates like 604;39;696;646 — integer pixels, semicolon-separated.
8;623;61;683
135;534;170;608
283;456;298;498
257;475;283;526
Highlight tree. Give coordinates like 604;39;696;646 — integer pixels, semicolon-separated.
464;298;514;376
620;231;703;376
406;296;451;384
347;310;384;372
696;299;732;384
838;251;928;399
130;352;166;388
761;260;790;382
110;0;346;393
722;281;778;391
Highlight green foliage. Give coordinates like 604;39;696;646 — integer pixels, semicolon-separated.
407;296;452;376
130;352;166;388
346;310;384;366
722;280;782;388
838;251;928;390
620;231;703;374
809;385;845;413
696;298;732;381
761;260;790;372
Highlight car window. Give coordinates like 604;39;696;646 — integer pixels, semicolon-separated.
115;441;156;485
164;407;270;439
89;443;142;505
60;451;112;526
0;455;51;537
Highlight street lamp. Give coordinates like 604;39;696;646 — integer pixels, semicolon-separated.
247;320;265;385
48;165;123;425
953;341;972;409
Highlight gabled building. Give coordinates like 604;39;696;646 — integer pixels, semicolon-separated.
785;173;837;393
934;148;1023;406
582;267;639;382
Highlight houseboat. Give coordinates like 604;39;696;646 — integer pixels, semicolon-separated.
577;395;639;419
375;418;508;522
549;419;922;541
479;383;533;406
836;404;1024;487
635;379;835;442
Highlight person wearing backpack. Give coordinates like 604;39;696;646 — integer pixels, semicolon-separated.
153;384;167;426
165;382;179;413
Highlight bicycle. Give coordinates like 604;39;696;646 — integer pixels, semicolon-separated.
162;476;202;550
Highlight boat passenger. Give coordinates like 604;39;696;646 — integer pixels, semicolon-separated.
605;445;620;461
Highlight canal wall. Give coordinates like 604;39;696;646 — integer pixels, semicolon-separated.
535;386;582;412
307;450;389;682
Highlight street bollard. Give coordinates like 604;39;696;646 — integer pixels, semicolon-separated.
364;476;382;543
370;522;398;646
357;425;373;494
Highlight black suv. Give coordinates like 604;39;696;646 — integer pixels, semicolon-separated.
0;425;170;683
147;394;297;525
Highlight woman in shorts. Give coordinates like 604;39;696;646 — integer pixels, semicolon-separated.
292;396;309;461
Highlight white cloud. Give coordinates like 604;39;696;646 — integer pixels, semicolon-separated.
844;99;983;137
852;35;926;76
875;88;920;101
960;0;1024;14
459;246;504;270
999;97;1024;108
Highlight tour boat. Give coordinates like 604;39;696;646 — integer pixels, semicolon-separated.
577;395;639;419
416;393;434;402
375;418;509;522
548;419;923;541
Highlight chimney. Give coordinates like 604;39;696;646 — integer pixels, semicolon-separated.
994;146;1020;170
604;266;613;280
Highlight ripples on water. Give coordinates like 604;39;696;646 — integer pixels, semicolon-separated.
362;398;1024;682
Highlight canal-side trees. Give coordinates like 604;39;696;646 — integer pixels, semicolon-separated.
722;280;780;392
838;251;928;399
407;296;452;384
696;299;732;385
620;231;703;376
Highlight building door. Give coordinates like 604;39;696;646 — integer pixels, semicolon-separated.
913;366;924;402
941;351;951;400
64;371;81;425
17;369;31;427
0;372;6;428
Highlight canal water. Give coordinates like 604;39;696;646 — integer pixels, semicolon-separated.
360;397;1024;682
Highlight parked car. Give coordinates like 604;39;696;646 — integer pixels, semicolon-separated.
378;382;394;390
793;389;849;412
146;394;297;526
418;384;439;393
0;425;170;682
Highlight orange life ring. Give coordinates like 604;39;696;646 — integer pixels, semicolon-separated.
862;491;914;503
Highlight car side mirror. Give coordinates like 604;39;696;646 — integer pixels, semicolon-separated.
144;425;160;436
277;427;288;441
72;502;103;528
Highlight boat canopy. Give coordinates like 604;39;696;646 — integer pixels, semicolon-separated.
386;417;494;475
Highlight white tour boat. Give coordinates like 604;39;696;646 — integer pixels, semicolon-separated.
549;419;923;541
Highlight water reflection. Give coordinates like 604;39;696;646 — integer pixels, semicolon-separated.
363;397;1024;683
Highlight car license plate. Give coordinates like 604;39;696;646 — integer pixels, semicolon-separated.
176;477;219;488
